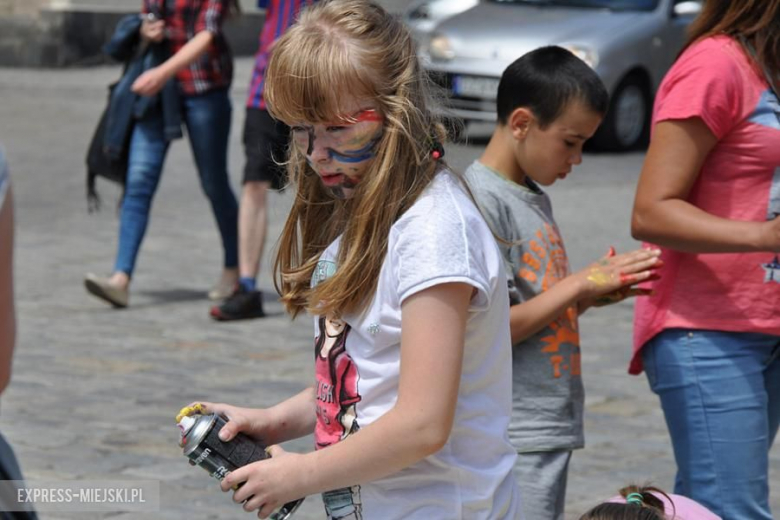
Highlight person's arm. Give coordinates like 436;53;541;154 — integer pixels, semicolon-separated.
509;247;661;343
191;386;317;446
220;282;473;517
632;118;780;253
133;0;228;96
132;30;214;96
0;185;15;396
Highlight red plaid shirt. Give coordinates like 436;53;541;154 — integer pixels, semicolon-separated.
143;0;233;95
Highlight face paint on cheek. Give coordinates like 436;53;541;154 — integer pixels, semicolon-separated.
328;133;382;163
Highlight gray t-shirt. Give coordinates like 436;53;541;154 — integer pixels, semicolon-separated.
465;160;584;452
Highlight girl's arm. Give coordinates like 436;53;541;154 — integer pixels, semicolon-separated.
222;282;473;515
631;118;780;253
132;30;214;96
196;386;317;446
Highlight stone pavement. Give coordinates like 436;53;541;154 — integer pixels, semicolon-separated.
0;59;778;519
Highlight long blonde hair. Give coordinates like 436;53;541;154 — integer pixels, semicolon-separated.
265;0;446;318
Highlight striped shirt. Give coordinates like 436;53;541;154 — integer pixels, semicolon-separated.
246;0;317;109
143;0;233;96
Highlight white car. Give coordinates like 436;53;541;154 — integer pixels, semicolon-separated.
416;0;703;151
403;0;480;41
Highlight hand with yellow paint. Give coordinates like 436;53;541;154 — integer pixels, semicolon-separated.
574;246;663;310
176;400;293;447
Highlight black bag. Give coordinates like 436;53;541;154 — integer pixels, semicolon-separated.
85;83;129;213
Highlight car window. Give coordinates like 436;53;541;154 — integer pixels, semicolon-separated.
489;0;660;11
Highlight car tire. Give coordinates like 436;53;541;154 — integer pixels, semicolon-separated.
592;74;650;152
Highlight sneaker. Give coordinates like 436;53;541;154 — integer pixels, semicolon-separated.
208;277;237;301
84;273;128;308
209;287;265;321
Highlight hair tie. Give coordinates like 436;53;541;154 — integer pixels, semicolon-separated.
625;492;644;506
430;140;444;160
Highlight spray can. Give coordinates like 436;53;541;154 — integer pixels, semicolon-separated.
178;413;304;520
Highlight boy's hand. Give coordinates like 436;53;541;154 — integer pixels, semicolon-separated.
575;247;662;303
582;285;653;311
221;446;308;518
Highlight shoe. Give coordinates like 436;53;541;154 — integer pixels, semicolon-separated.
84;273;128;308
208;278;237;301
209;287;265;321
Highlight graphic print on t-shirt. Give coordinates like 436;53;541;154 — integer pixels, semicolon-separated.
315;317;363;519
517;223;581;378
312;255;363;519
763;167;780;283
315;315;361;447
754;88;780;284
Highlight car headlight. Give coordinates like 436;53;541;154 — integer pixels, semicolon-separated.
429;33;455;61
562;44;599;70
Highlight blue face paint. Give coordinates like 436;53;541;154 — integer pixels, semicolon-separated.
327;136;382;163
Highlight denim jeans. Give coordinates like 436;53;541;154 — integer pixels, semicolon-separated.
643;328;780;520
115;88;238;276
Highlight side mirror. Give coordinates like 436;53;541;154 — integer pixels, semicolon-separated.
673;1;702;17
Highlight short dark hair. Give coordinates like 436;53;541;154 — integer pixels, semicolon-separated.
496;46;609;127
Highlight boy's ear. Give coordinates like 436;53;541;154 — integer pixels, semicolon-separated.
508;108;534;141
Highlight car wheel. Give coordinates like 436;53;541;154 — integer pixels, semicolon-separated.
592;74;650;152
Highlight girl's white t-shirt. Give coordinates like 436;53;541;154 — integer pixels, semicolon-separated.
311;171;522;519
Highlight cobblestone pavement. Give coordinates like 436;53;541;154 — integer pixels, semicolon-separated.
0;56;777;519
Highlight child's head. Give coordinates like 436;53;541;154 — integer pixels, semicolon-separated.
579;485;673;520
265;0;445;317
496;46;608;186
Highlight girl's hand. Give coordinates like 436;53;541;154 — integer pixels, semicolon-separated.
574;247;662;302
178;401;265;442
131;67;170;97
140;18;165;43
221;446;308;519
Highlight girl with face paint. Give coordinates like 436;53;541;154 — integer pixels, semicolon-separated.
290;106;384;199
183;2;522;518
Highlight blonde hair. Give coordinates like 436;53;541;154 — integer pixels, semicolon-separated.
265;0;446;318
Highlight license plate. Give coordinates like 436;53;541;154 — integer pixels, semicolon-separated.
452;75;500;100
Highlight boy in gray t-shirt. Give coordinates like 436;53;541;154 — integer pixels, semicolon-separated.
464;47;662;520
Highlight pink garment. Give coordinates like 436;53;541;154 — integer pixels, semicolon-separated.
608;492;721;520
630;35;780;374
313;316;361;449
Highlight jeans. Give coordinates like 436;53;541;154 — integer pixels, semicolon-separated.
115;88;238;276
643;328;780;520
